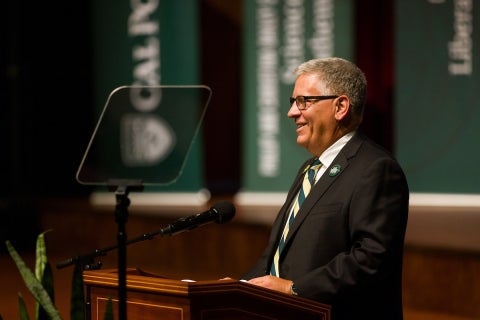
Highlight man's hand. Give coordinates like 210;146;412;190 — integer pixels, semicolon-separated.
247;275;293;295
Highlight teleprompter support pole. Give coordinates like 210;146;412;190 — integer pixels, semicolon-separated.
108;180;143;320
114;186;130;320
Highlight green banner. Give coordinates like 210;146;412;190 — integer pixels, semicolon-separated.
239;0;354;202
395;0;479;194
90;1;208;203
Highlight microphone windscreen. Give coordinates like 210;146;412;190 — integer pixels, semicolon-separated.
213;200;236;223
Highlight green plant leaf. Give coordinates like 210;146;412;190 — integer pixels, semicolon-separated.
5;240;62;320
103;298;113;320
70;263;86;320
38;262;55;320
18;293;30;320
34;230;53;320
35;231;51;281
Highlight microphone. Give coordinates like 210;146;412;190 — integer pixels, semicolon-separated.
160;200;236;236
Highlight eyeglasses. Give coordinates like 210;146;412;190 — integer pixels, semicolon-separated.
289;95;339;110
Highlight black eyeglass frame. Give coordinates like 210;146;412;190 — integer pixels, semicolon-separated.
289;95;339;110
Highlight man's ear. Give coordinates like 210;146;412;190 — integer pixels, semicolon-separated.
334;95;350;121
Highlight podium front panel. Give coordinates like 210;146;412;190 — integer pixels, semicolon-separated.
84;269;330;320
89;286;190;320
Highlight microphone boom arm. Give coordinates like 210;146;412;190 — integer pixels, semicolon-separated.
56;201;235;270
55;228;163;270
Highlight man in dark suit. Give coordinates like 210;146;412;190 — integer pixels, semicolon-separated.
243;57;409;320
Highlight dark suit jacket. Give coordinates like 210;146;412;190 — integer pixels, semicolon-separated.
243;132;409;320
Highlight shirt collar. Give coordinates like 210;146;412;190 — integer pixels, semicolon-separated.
318;131;356;169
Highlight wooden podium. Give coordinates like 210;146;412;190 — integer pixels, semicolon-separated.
83;268;331;320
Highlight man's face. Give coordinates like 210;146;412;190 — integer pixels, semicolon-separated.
288;73;337;156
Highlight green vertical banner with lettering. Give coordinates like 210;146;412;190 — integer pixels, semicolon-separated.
395;0;479;195
237;0;354;205
90;1;208;205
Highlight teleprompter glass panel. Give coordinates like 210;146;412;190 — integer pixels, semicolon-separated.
76;85;212;187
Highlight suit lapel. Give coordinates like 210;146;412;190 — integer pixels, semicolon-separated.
283;133;365;247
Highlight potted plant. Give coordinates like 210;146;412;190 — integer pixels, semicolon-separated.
4;231;112;320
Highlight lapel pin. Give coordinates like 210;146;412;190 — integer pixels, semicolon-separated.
329;164;342;177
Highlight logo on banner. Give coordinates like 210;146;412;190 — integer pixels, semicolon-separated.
121;114;176;166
